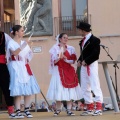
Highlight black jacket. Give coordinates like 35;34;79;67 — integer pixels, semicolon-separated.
0;32;5;55
78;35;100;65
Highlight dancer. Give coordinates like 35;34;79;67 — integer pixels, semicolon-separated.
77;22;103;116
6;25;40;118
0;19;15;118
47;33;82;116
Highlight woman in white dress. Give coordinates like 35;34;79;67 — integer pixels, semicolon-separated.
47;33;82;116
6;25;40;118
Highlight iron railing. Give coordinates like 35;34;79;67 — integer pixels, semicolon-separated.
3;15;88;36
54;15;88;36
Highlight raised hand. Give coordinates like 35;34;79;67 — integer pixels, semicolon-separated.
20;41;27;50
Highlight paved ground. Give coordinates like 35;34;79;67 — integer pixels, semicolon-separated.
0;110;120;120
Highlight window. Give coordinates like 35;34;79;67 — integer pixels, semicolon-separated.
61;0;72;17
4;12;11;22
76;0;87;16
54;0;88;36
60;0;87;17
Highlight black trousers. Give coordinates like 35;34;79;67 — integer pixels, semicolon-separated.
0;64;13;106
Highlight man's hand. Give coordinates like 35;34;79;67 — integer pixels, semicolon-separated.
82;60;87;66
77;61;81;67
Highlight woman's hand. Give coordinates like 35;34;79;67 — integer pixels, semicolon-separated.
26;40;33;47
59;53;67;59
54;58;60;64
62;54;67;59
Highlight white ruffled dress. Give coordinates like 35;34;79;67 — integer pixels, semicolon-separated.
6;39;40;96
46;44;82;101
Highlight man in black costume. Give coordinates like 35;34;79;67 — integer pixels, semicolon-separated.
77;22;103;116
0;19;15;118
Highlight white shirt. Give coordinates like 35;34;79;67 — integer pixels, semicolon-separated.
82;32;92;47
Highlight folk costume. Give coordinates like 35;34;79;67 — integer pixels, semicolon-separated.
6;39;40;96
0;32;15;116
77;22;103;116
47;44;82;101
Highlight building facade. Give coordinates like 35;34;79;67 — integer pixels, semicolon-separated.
0;0;120;105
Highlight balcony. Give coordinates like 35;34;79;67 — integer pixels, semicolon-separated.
3;15;89;36
54;15;88;36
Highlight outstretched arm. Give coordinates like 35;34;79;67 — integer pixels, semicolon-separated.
10;41;27;56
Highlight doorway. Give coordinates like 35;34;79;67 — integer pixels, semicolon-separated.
0;0;15;34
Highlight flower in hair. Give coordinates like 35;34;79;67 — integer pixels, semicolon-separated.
56;34;60;44
10;28;13;33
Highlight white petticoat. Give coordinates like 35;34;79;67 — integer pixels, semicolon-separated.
8;62;40;96
46;66;82;101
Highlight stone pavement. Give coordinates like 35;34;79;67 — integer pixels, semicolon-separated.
0;110;120;120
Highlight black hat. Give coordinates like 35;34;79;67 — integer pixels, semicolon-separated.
76;22;91;32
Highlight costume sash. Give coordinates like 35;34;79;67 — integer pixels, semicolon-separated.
11;55;33;75
0;55;6;64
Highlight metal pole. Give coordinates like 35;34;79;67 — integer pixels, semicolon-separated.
41;90;54;112
102;62;119;112
35;94;37;112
